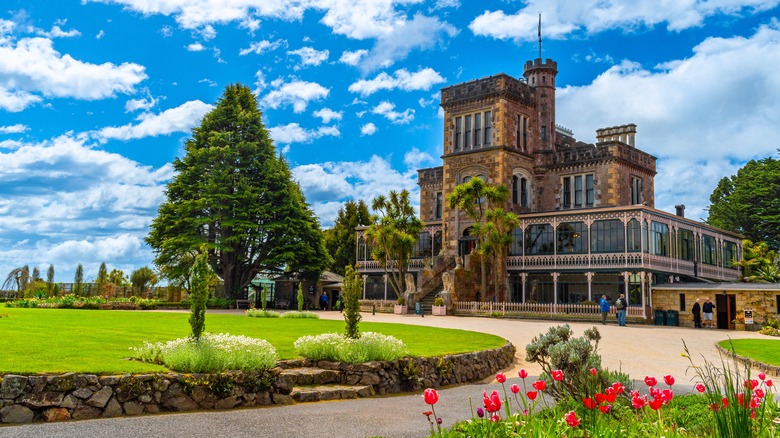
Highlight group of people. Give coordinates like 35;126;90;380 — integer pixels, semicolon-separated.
691;297;716;329
319;293;344;312
599;294;628;326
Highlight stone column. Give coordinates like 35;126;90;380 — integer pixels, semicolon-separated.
362;275;367;300
586;272;594;301
521;273;528;303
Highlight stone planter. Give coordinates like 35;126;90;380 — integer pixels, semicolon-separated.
393;305;407;314
431;305;447;316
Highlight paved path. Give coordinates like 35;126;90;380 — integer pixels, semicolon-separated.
2;310;770;438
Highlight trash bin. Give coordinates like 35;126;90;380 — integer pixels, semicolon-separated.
654;309;666;326
414;301;422;315
666;310;679;327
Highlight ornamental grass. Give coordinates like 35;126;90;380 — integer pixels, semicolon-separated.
246;308;280;318
279;311;320;319
294;332;407;363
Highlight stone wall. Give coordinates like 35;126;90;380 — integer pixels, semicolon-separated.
0;342;515;424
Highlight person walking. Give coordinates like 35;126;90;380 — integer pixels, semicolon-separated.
691;298;702;328
702;297;715;329
615;293;628;327
599;294;610;325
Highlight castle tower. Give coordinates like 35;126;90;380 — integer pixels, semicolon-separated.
523;59;558;152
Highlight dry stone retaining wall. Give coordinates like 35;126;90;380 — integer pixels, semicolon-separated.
0;341;514;424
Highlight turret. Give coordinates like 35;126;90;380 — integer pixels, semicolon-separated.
523;58;558;151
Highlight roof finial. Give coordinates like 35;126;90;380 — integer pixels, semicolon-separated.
538;12;542;60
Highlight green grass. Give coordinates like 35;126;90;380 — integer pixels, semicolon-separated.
0;307;505;375
719;339;780;366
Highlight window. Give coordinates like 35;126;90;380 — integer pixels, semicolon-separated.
557;222;587;254
520;177;528;207
650;221;669;256
509;227;523;255
435;192;442;219
525;224;554;255
678;229;694;261
702;235;716;265
454;117;462;151
627;219;641;252
474;113;482;147
512;175;530;208
723;241;737;268
541;126;547;143
516;115;521;149
414;231;432;258
591;219;625;252
483;112;492;145
464;115;472;149
512;175;518;204
561;174;595;209
679;294;686;311
630;176;643;205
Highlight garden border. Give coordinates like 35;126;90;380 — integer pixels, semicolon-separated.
715;343;780;377
0;342;515;424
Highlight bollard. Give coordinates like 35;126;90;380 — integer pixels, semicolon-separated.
372;304;375;315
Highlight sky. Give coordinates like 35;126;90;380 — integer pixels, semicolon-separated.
1;0;780;283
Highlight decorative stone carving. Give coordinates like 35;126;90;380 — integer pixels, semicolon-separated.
404;273;416;294
442;270;454;294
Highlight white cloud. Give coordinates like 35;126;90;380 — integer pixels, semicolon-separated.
239;39;285;56
339;49;368;65
555;23;780;221
37;25;82;39
95;100;213;142
469;0;780;41
348;67;445;96
96;30;105;39
360;123;377;136
287;46;330;67
260;79;329;113
0;36;147;111
186;42;205;51
404;147;434;168
0;124;29;134
313;108;343;123
372;101;414;124
124;94;159;112
268;123;340;144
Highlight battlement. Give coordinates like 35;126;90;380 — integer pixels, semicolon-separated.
440;73;533;107
523;58;558;73
596;123;637;147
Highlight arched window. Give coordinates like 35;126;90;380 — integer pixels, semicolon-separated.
357;236;369;261
591;219;625;252
627;219;641;252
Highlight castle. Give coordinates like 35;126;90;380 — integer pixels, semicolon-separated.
357;56;742;316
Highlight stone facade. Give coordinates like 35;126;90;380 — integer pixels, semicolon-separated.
652;284;780;329
0;342;514;424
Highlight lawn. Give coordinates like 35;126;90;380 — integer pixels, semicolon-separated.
719;338;780;366
0;307;505;375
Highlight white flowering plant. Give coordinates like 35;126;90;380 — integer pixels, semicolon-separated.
293;332;407;364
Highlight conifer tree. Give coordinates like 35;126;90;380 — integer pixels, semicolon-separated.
74;264;84;296
46;264;55;295
324;200;372;275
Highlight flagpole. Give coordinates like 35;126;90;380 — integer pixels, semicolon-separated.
538;13;542;60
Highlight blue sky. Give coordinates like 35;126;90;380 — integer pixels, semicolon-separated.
1;0;779;283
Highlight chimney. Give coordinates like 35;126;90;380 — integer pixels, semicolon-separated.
675;204;685;217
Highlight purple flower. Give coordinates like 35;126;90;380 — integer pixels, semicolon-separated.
477;407;485;418
437;417;443;425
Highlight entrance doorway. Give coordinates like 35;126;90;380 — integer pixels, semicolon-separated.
716;294;736;330
458;227;478;257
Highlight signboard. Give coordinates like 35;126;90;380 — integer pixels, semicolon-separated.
744;310;753;325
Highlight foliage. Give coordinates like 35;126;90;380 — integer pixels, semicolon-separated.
481;206;519;300
131;266;158;295
260;285;267;310
434;297;444;306
31;267;41;281
147;84;329;299
46;264;55;295
23;280;47;298
343;264;363;339
108;268;129;287
707;157;780;249
280;311;319;319
364;189;424;297
297;283;304;312
684;340;778;438
738;240;778;281
397;296;406;305
525;324;608;402
4;295;161;310
132;332;278;372
74;264;84;296
246;308;281;318
293;332;407;363
323;200;372;275
447;177;509;300
189;249;212;340
96;262;108;297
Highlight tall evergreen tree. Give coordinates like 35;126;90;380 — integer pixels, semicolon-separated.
707;156;780;249
46;264;55;295
96;262;108;296
74;264;84;296
324;200;372;275
31;267;41;282
147;84;329;297
189;248;212;340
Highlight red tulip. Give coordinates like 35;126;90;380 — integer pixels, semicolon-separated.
490;413;501;423
599;404;611;414
551;370;564;381
611;382;625;395
766;379;773;387
518;369;528;379
595;393;607;404
722;397;730;408
496;372;506;383
661;389;674;403
564;410;580;427
664;375;675;386
750;396;760;409
695;383;706;393
422;410;433;417
590;368;597;376
754;388;765;399
582;397;597;410
423;388;439;405
483;390;502;413
631;395;646;409
510;384;520;394
532;380;547;391
644;376;657;387
649;398;663;410
758;372;766;381
526;391;538;400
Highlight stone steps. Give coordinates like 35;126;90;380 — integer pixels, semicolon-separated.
279;367;340;385
290;384;375;403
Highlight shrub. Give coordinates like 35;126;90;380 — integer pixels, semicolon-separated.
434;297;444;306
294;332;407;363
279;311;319;319
131;332;278;373
343;264;362;339
246;309;280;318
397;296;406;305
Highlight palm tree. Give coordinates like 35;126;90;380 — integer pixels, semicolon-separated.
447;178;509;300
482;208;520;301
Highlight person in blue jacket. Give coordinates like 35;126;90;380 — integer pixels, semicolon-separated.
599;295;610;325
